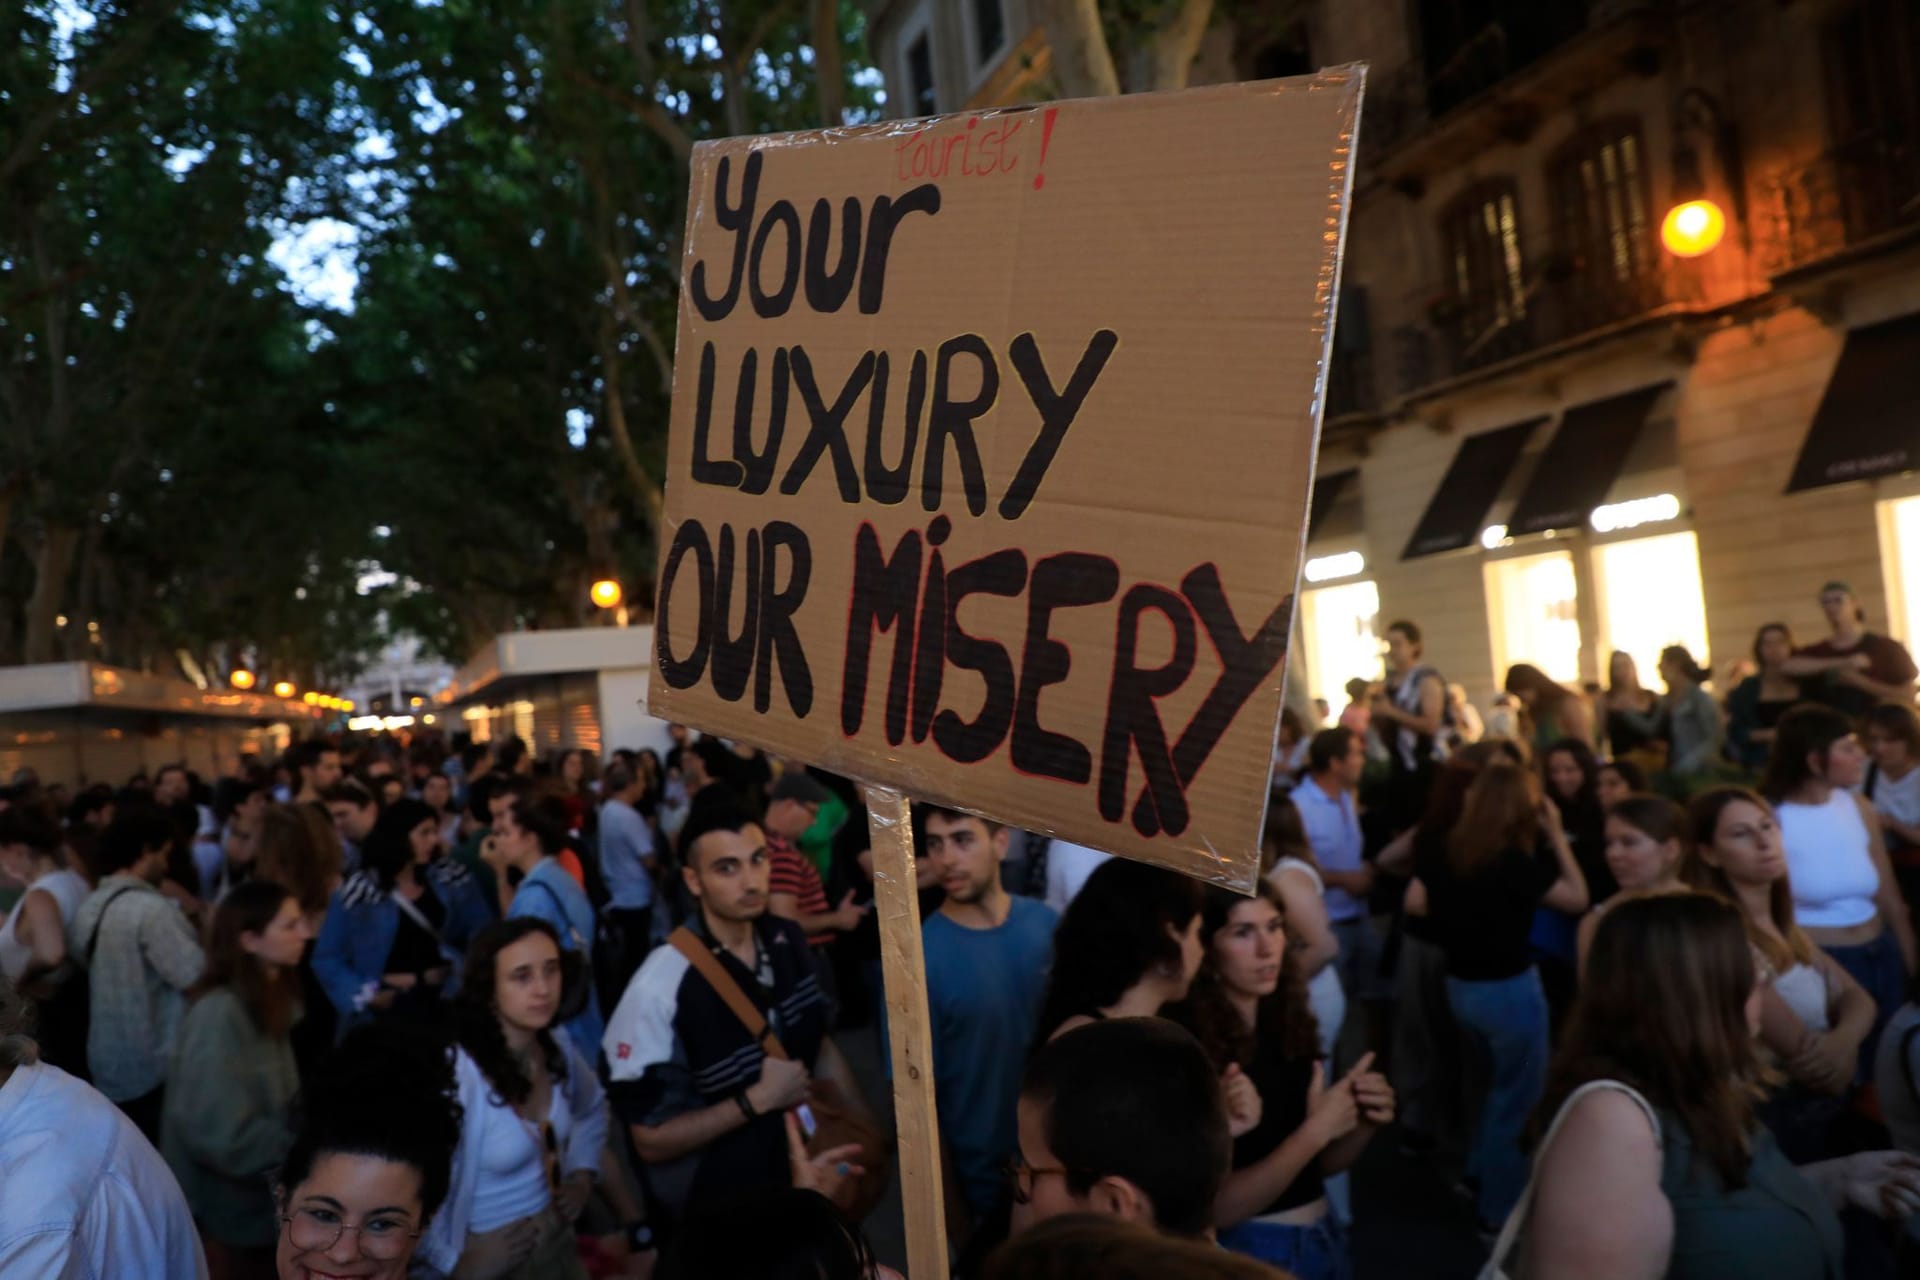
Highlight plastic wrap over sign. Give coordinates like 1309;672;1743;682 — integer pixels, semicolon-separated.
651;69;1366;892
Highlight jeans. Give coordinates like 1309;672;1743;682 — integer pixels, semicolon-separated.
1219;1212;1350;1280
1446;968;1549;1226
1825;930;1905;1080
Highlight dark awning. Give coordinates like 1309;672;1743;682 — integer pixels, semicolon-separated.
1401;417;1547;560
1308;469;1357;539
1506;383;1672;536
1787;312;1920;493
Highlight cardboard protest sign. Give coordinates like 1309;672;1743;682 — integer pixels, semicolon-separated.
652;70;1364;892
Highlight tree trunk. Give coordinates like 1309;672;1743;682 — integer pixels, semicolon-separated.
1126;0;1214;92
1031;0;1121;97
22;524;79;664
811;0;844;126
597;320;668;542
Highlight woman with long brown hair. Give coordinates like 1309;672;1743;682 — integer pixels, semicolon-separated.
1503;663;1595;761
1261;801;1343;1060
1685;788;1876;1159
1574;793;1688;973
162;880;313;1279
1496;892;1920;1278
1406;760;1586;1231
1167;881;1394;1278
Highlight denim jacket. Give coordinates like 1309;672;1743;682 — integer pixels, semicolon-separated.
311;858;492;1030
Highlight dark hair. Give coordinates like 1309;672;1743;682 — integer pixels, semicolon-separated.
505;797;566;859
1865;702;1920;758
492;737;529;774
1019;1019;1229;1238
1534;892;1766;1186
361;798;440;891
603;759;638;795
1598;757;1647;793
1505;663;1576;716
154;763;189;789
920;804;1004;836
454;919;569;1106
1683;787;1811;972
195;881;300;1036
0;808;62;857
1760;703;1856;802
1307;726;1357;774
687;737;734;785
95;803;176;876
1752;622;1793;667
659;1188;875;1280
211;776;262;825
1259;797;1313;878
1037;860;1205;1041
1173;880;1319;1069
466;772;504;824
67;784;113;827
678;792;757;865
280;1023;464;1222
1386;618;1422;648
1343;677;1371;701
321;780;377;811
1607;793;1688;848
288;740;337;778
1661;644;1710;686
1542;737;1601;813
983;1214;1285;1280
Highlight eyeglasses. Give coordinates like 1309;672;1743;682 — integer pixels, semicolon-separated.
280;1207;420;1260
1004;1156;1077;1206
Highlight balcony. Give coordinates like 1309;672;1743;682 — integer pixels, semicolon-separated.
1422;2;1593;120
1389;237;1698;396
1763;136;1920;281
1325;346;1378;422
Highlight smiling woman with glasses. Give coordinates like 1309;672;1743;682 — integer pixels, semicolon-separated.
274;1023;463;1280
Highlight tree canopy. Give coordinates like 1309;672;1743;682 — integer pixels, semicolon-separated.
0;0;877;679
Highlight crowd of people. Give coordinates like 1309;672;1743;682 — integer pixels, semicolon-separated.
6;576;1920;1277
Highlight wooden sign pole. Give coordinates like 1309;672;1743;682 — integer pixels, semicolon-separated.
864;784;949;1280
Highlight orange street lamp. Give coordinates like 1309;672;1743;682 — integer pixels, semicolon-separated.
590;579;624;610
1660;198;1726;258
273;680;297;699
302;691;320;706
229;670;257;691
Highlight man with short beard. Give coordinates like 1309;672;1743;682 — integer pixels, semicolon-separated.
920;805;1058;1232
71;805;206;1143
602;798;866;1232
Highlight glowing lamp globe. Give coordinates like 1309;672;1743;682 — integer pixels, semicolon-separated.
273;680;297;700
302;691;320;706
1661;199;1726;258
590;579;624;610
229;670;256;691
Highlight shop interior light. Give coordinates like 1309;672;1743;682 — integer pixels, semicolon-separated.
1480;524;1511;550
1591;493;1682;534
273;680;297;699
590;579;623;609
229;670;257;691
1303;551;1366;583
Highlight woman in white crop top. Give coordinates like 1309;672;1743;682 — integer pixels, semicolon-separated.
420;919;611;1280
0;813;89;987
1762;706;1912;1082
1686;788;1874;1113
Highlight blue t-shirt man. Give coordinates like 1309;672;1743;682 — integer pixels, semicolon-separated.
920;808;1059;1218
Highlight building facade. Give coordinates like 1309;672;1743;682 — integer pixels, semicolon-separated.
865;0;1920;716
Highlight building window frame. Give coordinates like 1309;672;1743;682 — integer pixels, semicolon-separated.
1436;178;1530;356
1546;118;1653;297
963;0;1009;88
897;2;938;119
